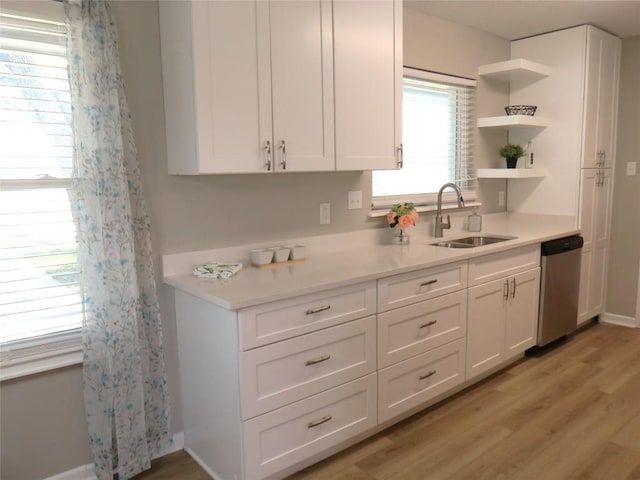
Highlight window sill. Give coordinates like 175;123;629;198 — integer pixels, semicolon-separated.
0;333;82;381
368;201;482;218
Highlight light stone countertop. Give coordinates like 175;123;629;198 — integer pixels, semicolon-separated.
162;213;579;311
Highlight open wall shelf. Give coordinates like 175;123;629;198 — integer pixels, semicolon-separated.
478;58;553;82
477;168;547;179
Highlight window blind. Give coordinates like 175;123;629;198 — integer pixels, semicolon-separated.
0;10;82;354
372;68;476;209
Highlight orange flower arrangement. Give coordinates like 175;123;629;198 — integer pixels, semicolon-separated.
387;202;418;229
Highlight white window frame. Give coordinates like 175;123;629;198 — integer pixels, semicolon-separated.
371;68;477;213
0;1;82;381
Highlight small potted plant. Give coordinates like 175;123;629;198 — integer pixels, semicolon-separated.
499;143;525;169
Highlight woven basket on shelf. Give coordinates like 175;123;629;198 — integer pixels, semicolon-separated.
504;105;537;116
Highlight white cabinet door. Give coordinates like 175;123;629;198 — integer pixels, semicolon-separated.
582;27;621;169
468;267;540;378
578;168;611;324
270;0;335;172
333;0;402;170
160;1;271;174
466;277;507;379
505;268;540;359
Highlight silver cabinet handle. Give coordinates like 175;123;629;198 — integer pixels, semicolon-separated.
305;354;331;366
305;305;330;315
419;370;436;380
597;149;606;167
279;140;287;170
420;320;438;329
503;279;509;300
397;144;403;168
263;140;272;171
510;277;516;299
307;415;332;429
420;279;438;287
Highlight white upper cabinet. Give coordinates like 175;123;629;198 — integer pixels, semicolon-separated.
159;0;334;174
333;0;402;171
582;28;621;169
159;1;266;174
159;0;401;174
269;0;335;172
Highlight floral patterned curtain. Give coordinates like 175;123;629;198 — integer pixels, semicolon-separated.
64;1;170;478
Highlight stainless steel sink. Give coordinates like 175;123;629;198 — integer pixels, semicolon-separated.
431;235;517;248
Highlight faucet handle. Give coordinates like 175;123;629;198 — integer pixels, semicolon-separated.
443;215;451;229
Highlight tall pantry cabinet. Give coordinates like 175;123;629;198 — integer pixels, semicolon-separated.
507;25;621;326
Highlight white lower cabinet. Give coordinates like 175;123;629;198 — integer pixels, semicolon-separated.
173;244;546;479
376;264;468;423
467;266;540;380
243;374;377;480
378;339;466;423
240;316;376;419
578;167;612;325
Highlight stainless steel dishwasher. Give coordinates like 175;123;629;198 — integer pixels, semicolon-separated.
536;235;584;348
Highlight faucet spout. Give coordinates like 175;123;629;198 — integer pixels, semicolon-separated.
434;182;465;238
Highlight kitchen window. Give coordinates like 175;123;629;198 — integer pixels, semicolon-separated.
0;3;82;379
372;68;476;209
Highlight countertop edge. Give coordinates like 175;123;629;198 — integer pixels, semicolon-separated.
163;216;579;311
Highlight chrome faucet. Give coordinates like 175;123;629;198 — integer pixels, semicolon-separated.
434;182;465;237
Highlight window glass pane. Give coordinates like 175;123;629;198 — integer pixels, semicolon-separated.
372;72;475;206
0;188;81;343
0;15;72;180
0;11;81;346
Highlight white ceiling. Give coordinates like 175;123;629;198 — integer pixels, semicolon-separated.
405;0;640;40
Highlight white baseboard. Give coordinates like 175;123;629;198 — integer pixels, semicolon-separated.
43;432;185;480
44;464;96;480
601;312;638;328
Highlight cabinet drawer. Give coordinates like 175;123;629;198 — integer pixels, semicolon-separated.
468;245;540;287
243;373;377;480
378;339;465;424
378;290;467;368
377;261;467;312
239;281;376;350
240;316;376;419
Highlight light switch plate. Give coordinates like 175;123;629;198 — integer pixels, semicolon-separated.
320;203;330;224
627;162;637;176
348;190;362;210
498;191;505;207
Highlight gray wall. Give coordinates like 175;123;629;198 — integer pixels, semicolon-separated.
607;35;640;319
0;3;512;479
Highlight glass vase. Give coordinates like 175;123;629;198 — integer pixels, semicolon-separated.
391;228;410;245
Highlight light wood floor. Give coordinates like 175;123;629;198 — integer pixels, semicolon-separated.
135;322;640;480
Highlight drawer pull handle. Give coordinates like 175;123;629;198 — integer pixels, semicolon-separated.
419;370;437;380
419;320;438;328
420;279;438;287
305;354;331;366
305;305;331;315
307;415;332;429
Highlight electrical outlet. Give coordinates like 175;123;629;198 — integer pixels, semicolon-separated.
348;190;362;210
320;203;330;224
498;191;505;207
627;161;637;176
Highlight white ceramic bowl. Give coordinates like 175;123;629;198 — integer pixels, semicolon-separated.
269;246;291;263
250;248;274;266
286;244;306;260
